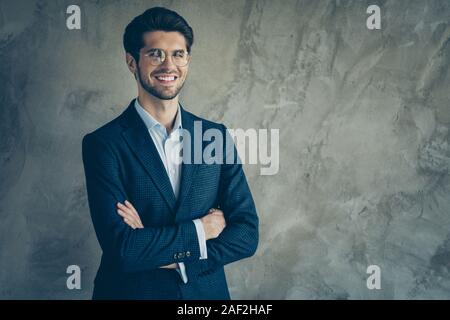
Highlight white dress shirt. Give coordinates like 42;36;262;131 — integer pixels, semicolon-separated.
134;98;207;283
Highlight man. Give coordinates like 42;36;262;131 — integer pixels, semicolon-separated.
81;7;259;300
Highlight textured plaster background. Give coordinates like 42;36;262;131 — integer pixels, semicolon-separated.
1;0;450;299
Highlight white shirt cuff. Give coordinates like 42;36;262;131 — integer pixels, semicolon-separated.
193;219;208;260
174;219;207;284
176;262;188;284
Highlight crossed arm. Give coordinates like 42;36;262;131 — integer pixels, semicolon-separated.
116;200;226;269
82;124;258;276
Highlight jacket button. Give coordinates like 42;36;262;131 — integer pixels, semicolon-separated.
186;251;191;257
179;252;185;258
174;253;178;259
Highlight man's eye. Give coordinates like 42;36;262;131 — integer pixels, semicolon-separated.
148;50;162;58
174;51;185;58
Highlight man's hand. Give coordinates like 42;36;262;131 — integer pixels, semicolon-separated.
201;208;226;240
116;200;177;269
116;200;143;229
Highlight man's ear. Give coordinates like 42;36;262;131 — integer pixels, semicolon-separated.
126;53;137;75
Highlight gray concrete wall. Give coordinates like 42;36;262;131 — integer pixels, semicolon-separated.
1;0;450;299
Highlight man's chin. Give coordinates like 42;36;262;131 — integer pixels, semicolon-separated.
146;87;180;100
154;92;179;100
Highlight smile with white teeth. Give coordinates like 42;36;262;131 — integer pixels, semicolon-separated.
155;75;176;81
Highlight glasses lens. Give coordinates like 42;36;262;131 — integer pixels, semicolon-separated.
146;49;165;66
145;49;190;66
173;52;189;67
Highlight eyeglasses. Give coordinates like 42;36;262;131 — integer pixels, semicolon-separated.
141;48;191;67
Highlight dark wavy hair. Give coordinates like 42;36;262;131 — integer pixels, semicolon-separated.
123;7;194;62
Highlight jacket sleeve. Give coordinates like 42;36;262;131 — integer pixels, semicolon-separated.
82;132;201;273
185;124;259;280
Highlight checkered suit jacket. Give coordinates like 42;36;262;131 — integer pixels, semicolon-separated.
82;99;259;299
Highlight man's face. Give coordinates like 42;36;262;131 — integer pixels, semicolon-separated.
135;31;190;100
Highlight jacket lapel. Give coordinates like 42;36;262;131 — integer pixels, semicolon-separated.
120;100;177;212
174;105;199;221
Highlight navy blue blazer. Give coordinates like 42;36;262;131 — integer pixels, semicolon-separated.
82;100;259;299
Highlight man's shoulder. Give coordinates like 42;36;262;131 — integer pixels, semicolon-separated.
82;107;126;145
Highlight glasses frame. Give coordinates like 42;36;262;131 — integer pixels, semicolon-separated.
139;48;191;67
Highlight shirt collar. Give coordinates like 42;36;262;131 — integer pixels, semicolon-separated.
134;98;183;134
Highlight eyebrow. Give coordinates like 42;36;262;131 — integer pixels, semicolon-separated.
143;48;186;54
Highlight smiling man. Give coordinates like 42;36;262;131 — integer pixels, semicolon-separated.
81;7;259;300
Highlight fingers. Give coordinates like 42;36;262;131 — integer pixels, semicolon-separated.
208;208;223;215
207;208;226;229
122;200;142;222
123;216;138;229
118;209;140;229
125;200;140;218
117;201;144;229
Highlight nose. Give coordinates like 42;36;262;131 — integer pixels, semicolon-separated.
161;54;177;69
